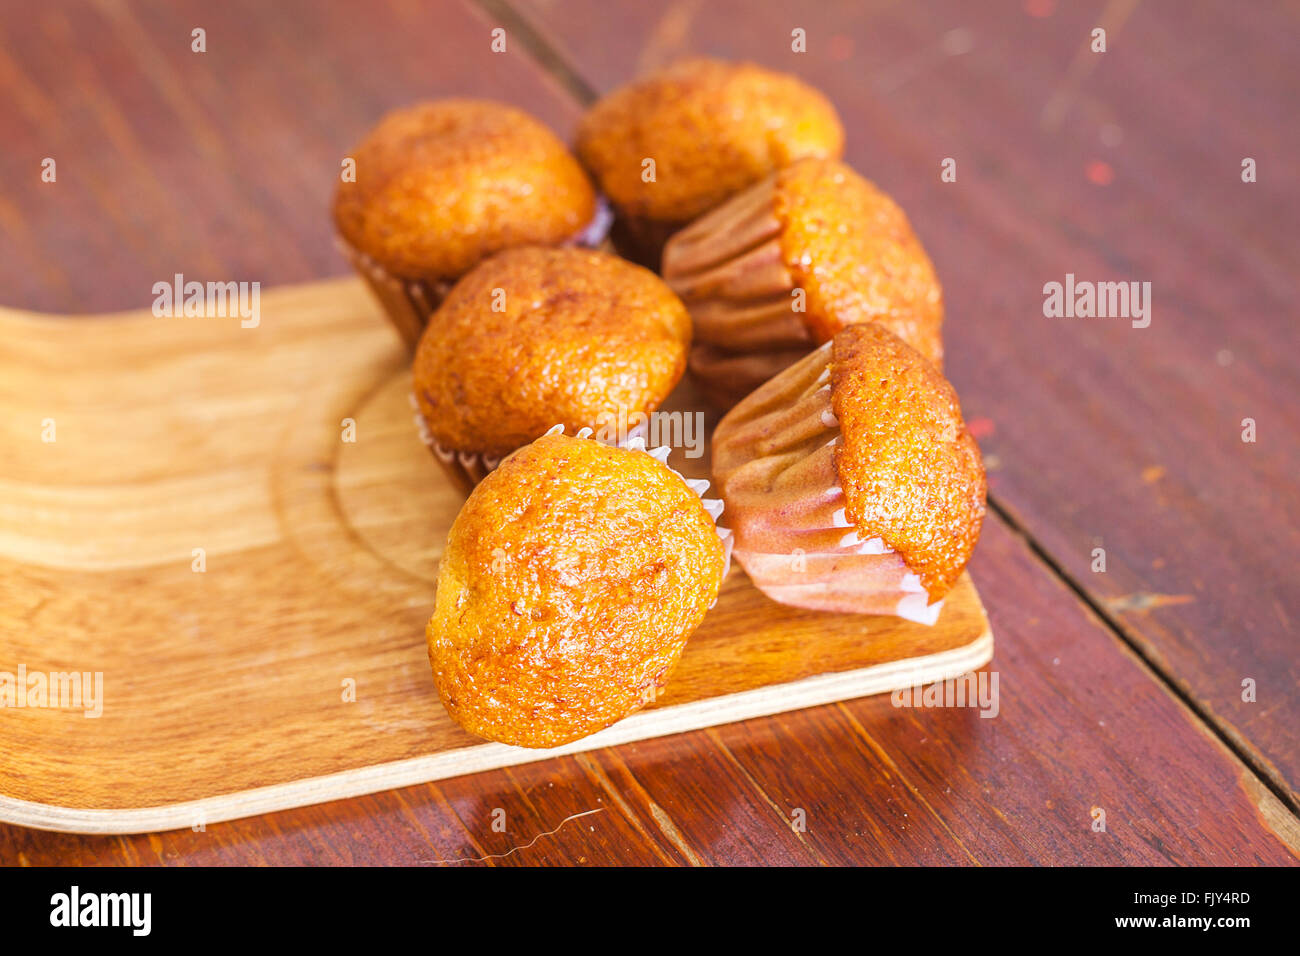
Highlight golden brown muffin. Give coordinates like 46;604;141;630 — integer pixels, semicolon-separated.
663;158;944;408
428;430;729;748
575;59;844;268
712;324;983;623
334;99;600;348
412;246;691;490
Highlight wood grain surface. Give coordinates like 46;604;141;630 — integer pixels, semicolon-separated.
0;0;1295;864
0;279;990;831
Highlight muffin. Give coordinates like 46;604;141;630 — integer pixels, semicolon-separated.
712;324;984;625
412;246;692;491
428;428;730;748
575;59;844;269
663;158;944;408
334;99;605;349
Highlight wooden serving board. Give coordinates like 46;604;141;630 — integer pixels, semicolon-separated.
0;278;991;834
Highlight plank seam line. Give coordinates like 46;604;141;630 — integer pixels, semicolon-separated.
473;0;600;104
988;494;1300;820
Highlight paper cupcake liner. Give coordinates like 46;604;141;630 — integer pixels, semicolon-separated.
712;341;942;625
662;175;822;408
569;193;615;249
337;238;450;352
606;213;688;271
688;342;810;410
544;423;733;591
339;199;615;353
409;397;670;501
661;177;791;304
407;392;501;494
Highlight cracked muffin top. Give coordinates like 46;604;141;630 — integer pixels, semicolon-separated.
412;246;691;459
776;158;944;365
428;432;727;748
830;324;985;598
575;59;843;225
333;99;596;282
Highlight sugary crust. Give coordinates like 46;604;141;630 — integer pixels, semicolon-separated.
774;159;944;364
428;433;727;748
575;59;844;226
412;247;691;459
830;325;985;598
333;99;596;281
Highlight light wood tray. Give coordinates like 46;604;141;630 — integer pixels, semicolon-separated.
0;279;992;834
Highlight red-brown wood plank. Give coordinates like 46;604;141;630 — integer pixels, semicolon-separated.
3;516;1295;864
0;0;583;311
511;0;1300;803
0;0;1295;865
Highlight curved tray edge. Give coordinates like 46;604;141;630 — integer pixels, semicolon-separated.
0;631;992;834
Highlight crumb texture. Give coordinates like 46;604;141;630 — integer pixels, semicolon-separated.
429;434;726;748
775;159;944;364
576;59;843;224
830;325;984;597
413;247;690;458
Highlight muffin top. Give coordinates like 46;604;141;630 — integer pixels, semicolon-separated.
830;324;985;599
576;59;844;225
333;99;596;282
428;432;727;747
413;246;691;459
776;159;944;365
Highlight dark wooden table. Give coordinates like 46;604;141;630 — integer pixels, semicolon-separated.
1;0;1296;865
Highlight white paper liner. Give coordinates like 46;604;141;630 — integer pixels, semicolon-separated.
408;391;503;492
712;342;943;625
408;397;726;560
568;194;614;249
